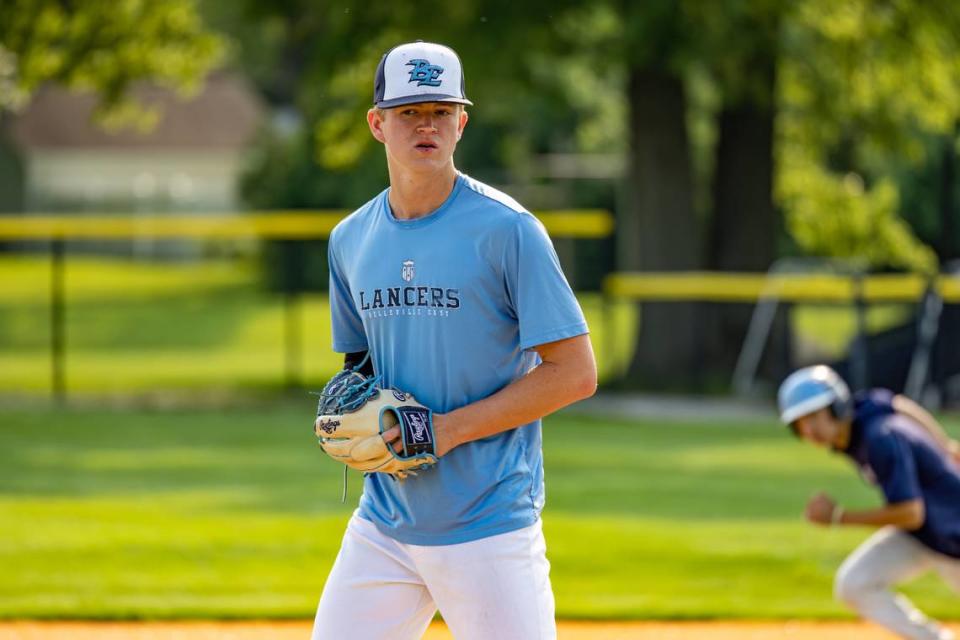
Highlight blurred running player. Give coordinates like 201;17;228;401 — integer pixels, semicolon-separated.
778;365;960;640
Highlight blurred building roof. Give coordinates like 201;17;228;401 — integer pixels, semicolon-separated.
10;72;264;151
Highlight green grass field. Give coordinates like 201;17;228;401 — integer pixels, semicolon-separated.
1;406;957;620
3;254;954;621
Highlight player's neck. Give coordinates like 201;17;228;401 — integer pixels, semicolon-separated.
386;163;458;220
833;419;853;450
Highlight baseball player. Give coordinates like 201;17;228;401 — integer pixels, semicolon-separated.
777;365;960;640
311;41;596;640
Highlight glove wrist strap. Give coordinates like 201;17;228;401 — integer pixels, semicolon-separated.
395;406;435;456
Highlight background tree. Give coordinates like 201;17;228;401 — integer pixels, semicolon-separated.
209;0;960;389
0;0;223;214
0;0;224;126
202;0;587;291
540;0;705;387
616;1;704;387
776;0;960;274
692;1;787;379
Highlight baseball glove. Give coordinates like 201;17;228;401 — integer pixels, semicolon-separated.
313;369;437;480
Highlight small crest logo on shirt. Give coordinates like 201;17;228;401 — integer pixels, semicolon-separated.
401;260;415;282
406;59;444;87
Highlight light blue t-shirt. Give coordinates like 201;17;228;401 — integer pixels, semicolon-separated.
327;172;589;545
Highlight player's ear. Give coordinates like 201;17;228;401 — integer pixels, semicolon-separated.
368;108;387;143
456;107;468;140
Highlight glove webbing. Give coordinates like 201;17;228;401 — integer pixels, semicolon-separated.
311;352;382;503
313;352;382;416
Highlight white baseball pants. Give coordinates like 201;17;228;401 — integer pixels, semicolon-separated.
835;526;960;640
312;513;556;640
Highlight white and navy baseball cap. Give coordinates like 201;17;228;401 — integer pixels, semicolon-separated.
374;41;473;109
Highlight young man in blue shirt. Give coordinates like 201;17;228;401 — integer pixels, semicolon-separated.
778;365;960;640
311;41;596;640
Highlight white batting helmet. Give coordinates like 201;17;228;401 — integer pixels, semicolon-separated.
777;365;852;425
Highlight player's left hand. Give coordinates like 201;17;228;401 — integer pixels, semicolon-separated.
805;492;837;526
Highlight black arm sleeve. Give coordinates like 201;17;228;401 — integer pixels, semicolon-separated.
344;351;375;376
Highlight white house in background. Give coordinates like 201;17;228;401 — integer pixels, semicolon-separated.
10;72;264;214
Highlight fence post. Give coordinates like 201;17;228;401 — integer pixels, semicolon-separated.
281;239;304;390
849;271;870;390
50;238;66;403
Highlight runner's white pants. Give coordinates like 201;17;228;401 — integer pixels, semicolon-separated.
835;526;960;640
313;513;556;640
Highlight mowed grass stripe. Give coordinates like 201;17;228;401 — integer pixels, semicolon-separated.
0;407;956;619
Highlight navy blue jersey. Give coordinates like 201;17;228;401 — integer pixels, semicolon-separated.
843;389;960;558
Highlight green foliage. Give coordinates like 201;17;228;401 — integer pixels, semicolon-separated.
207;0;593;210
211;0;960;273
777;0;960;271
684;0;789;108
239;126;388;210
530;4;627;156
778;163;938;272
0;0;224;127
895;132;960;255
1;406;957;619
538;0;960;272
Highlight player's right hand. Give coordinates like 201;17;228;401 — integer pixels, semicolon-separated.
805;492;836;526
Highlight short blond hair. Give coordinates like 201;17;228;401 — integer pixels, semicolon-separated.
375;104;465;119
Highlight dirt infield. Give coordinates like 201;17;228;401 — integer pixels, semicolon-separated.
2;620;958;639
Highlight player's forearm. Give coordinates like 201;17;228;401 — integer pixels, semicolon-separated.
893;395;957;452
437;360;594;451
837;499;925;530
435;335;596;455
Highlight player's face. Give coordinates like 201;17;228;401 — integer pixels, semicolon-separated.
368;102;468;173
793;408;838;448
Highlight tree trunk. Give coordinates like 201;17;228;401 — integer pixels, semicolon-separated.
938;124;958;263
622;67;702;387
707;107;776;272
701;49;780;382
0;114;25;251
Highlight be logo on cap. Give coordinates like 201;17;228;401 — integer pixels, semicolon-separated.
374;41;473;109
407;59;443;87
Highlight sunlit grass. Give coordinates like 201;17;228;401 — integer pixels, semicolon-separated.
0;406;957;619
